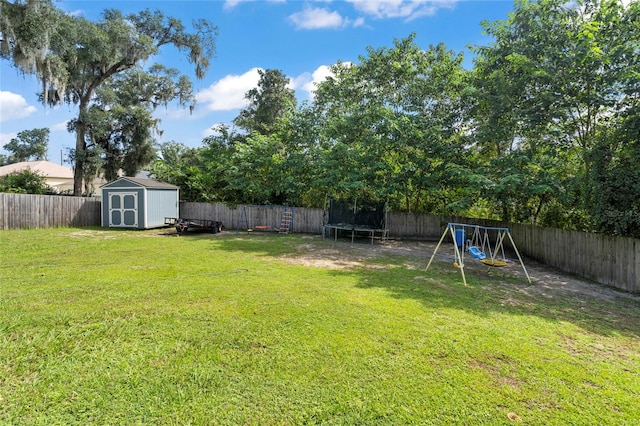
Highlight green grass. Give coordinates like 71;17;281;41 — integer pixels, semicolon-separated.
1;228;639;425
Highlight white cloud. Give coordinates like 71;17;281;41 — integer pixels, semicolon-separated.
223;0;250;10
224;0;284;10
66;9;83;17
292;65;335;99
352;17;366;27
291;73;313;98
0;91;37;122
197;65;335;113
347;0;456;20
195;63;351;116
202;127;216;138
289;7;346;29
196;68;262;111
50;120;69;132
311;64;336;86
291;63;352;100
0;132;17;146
290;6;367;30
201;124;229;138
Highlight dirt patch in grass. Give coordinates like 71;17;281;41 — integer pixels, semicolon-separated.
283;237;640;304
156;228;638;304
470;360;523;389
284;242;384;270
70;230;117;239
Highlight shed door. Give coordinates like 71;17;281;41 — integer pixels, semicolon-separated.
109;192;138;227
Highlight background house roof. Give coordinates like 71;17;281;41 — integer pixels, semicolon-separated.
0;161;73;178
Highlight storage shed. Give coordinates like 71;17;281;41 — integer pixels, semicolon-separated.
101;177;179;229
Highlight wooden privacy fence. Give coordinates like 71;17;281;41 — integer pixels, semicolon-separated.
509;223;639;294
387;212;639;294
1;195;637;293
0;193;101;229
179;202;324;234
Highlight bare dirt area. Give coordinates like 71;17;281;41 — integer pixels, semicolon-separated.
284;236;640;304
139;228;638;304
69;230;118;239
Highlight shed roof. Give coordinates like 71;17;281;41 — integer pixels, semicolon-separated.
101;177;178;189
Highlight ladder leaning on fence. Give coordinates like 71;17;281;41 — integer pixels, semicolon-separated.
279;207;294;235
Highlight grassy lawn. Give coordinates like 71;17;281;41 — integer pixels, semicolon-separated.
1;228;639;425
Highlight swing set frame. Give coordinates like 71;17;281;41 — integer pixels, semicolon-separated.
425;222;531;286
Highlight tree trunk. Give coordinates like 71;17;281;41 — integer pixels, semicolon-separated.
502;203;510;223
73;129;85;196
73;101;90;196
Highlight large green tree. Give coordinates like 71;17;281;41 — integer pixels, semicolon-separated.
2;127;49;163
149;128;237;203
472;0;637;226
1;1;216;195
220;69;300;205
70;64;196;186
0;0;62;92
313;35;472;212
275;105;326;207
150;141;205;202
588;122;640;237
585;0;640;237
233;69;297;137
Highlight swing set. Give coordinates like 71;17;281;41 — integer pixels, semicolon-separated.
425;222;531;286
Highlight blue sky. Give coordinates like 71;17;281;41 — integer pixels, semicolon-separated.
0;0;514;164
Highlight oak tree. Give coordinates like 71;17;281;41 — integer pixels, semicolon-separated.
1;1;216;195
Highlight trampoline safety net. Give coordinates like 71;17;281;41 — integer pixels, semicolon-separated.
328;199;386;229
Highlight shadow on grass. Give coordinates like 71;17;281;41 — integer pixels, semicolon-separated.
357;264;640;337
208;233;640;338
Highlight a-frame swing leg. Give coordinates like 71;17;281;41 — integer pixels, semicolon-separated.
506;232;532;284
425;226;467;286
491;231;507;264
425;227;449;272
450;226;467;286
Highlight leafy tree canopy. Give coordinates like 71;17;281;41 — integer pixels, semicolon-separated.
313;34;472;212
2;127;49;163
234;69;297;136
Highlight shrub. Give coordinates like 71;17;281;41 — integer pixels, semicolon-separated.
0;169;52;194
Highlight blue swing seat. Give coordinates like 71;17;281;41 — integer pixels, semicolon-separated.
468;246;486;260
